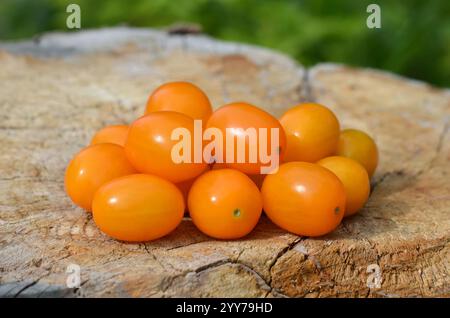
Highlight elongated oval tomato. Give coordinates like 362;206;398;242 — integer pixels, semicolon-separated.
125;111;208;183
318;156;370;217
90;125;129;147
64;143;136;211
93;174;185;242
205;102;286;175
261;162;346;237
188;169;262;239
145;82;213;122
280;103;340;162
336;129;379;177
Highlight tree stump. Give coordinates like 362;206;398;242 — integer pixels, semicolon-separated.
0;27;448;298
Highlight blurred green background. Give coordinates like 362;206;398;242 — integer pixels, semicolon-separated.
0;0;449;87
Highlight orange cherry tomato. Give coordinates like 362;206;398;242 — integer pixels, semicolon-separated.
145;81;213;122
279;103;340;162
336;129;379;177
124;111;208;183
92;174;184;242
65;144;136;211
317;156;370;217
261;162;346;237
188;169;263;239
205;102;286;175
90;125;129;146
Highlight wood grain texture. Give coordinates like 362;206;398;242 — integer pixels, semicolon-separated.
0;27;448;298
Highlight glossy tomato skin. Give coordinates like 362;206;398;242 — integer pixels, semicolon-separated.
124;111;208;183
336;129;379;177
280;103;340;162
261;162;346;237
145;82;213;122
92;174;184;242
64;144;136;211
205;102;286;175
318;156;370;217
90;125;129;147
188;169;263;239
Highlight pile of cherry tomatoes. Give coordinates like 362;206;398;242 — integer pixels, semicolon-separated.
65;82;378;242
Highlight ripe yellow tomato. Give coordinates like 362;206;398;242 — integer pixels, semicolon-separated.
261;162;346;237
279;103;340;162
188;169;262;239
336;129;379;177
205;102;286;175
317;156;370;217
145;81;213;122
92;174;184;242
124;111;208;183
90;125;129;146
65;144;136;211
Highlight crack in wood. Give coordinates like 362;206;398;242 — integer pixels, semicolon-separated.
267;237;304;286
160;257;288;298
301;68;315;102
1;27;449;297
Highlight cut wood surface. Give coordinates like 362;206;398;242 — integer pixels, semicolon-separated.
0;27;449;297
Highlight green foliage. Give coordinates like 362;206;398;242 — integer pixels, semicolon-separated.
0;0;448;87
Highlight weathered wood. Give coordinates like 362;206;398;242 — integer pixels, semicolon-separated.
0;27;448;298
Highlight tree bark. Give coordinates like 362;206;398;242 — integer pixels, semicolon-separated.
0;27;448;297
